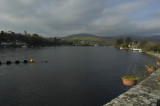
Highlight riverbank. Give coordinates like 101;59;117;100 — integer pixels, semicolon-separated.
103;68;160;106
118;45;160;58
103;51;160;106
145;51;160;59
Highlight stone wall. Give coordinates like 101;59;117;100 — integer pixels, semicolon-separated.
103;69;160;106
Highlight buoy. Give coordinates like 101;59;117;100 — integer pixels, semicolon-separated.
0;59;46;65
41;61;48;63
15;60;20;64
6;61;11;65
23;60;28;63
30;59;35;63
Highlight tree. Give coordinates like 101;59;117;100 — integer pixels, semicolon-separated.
114;38;123;48
116;38;123;45
24;30;27;35
125;37;132;44
1;31;4;35
139;40;147;48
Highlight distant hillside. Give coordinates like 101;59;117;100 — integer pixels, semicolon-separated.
67;33;97;38
107;35;142;40
65;33;115;46
66;33;101;42
142;35;160;42
107;35;160;42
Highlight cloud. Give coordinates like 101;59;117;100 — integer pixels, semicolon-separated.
0;0;160;37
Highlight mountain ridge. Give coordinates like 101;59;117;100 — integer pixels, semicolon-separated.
64;33;115;46
66;33;97;38
65;33;160;43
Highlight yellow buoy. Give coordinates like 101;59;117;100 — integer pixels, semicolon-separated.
30;59;35;63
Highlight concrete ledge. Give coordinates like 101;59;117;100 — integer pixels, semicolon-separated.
103;69;160;106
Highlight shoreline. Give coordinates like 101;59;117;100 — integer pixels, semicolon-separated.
103;68;160;106
145;51;160;59
103;50;160;106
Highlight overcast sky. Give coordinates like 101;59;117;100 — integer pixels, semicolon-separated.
0;0;160;37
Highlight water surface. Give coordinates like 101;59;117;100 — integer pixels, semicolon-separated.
0;47;155;106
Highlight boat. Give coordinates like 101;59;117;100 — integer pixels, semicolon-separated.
120;47;123;49
132;48;142;52
22;45;28;48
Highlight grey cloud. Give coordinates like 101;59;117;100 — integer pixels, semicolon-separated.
0;0;160;37
87;0;160;36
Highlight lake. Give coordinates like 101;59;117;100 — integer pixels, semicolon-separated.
0;46;155;106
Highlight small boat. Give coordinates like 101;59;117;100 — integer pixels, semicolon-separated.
132;48;142;52
120;47;123;49
22;45;28;48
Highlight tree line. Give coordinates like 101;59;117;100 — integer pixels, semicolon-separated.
115;37;160;53
0;31;73;47
115;37;138;48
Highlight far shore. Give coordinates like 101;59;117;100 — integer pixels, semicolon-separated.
145;51;160;59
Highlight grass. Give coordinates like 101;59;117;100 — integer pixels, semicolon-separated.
68;36;101;42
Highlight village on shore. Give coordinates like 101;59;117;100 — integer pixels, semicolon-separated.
1;30;160;55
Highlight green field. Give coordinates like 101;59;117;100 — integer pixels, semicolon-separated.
68;36;101;41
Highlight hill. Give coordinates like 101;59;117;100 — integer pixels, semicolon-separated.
67;33;97;38
66;33;101;42
107;35;160;42
65;33;115;46
107;35;142;40
142;35;160;42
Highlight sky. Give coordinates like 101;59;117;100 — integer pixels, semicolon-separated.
0;0;160;37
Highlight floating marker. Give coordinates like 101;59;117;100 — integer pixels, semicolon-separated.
23;60;28;63
41;61;48;63
0;59;47;65
6;61;11;65
30;59;35;63
15;60;20;64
